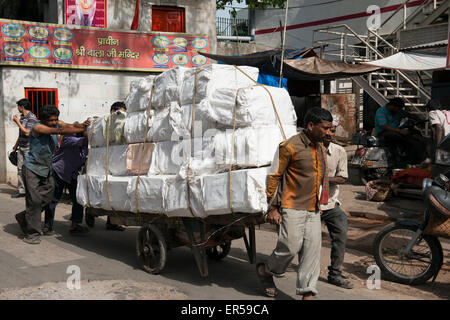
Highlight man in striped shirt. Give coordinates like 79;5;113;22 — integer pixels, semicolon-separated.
256;107;333;300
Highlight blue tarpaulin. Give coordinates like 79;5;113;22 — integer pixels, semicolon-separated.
257;72;288;89
215;48;306;90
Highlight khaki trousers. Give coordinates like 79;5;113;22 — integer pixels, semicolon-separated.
17;146;29;194
266;208;322;296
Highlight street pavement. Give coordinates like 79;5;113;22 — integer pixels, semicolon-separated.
0;183;446;300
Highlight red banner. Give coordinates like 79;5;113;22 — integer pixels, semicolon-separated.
65;0;107;28
0;19;210;72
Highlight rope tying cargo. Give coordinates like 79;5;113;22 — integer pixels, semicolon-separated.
227;71;286;214
233;65;286;140
227;87;245;215
135;84;155;214
185;68;199;218
85;117;97;208
105;115;115;211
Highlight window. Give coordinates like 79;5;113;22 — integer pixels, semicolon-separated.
152;6;185;33
25;88;58;119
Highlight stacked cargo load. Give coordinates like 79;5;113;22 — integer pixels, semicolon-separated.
76;64;298;218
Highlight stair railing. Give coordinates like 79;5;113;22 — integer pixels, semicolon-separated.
313;24;431;101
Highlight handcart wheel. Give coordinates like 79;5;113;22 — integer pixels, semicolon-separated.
136;224;167;274
205;240;231;260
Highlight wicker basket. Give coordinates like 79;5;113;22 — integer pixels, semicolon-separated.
424;214;450;239
365;180;392;202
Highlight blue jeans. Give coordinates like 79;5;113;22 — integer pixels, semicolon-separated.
44;173;84;230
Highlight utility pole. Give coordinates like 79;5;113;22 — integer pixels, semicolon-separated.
279;0;289;88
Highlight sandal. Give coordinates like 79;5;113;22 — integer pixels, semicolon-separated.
256;263;278;297
23;234;41;245
70;224;90;236
328;275;354;289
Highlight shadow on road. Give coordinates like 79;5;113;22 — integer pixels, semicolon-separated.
3;222;26;240
0;187;16;196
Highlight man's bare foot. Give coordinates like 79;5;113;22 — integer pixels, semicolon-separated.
302;292;313;300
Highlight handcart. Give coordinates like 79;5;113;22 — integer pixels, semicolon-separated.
86;208;264;277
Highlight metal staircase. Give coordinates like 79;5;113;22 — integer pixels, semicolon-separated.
312;0;449;119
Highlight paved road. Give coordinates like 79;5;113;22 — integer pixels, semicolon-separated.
0;184;426;300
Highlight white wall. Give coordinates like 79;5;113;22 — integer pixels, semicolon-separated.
254;0;422;51
0;66;150;185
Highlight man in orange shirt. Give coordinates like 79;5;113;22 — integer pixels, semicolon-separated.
256;107;333;300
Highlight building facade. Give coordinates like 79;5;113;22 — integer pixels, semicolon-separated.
0;0;216;185
253;0;440;51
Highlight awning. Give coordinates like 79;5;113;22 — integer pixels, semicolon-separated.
282;57;380;81
362;52;447;71
200;48;310;76
200;50;380;81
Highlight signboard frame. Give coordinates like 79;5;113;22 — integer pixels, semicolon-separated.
0;18;210;73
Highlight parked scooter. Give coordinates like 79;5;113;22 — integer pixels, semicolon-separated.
372;173;450;285
350;118;427;185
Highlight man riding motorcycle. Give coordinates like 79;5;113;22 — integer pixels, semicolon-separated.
374;98;426;166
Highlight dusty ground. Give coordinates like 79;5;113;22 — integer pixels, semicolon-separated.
333;216;450;300
0;279;186;300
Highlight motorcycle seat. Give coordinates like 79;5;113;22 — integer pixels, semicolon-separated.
366;135;386;147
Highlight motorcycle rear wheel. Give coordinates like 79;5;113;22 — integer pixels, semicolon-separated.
373;223;442;285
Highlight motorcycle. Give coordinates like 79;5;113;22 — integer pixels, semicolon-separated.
350;118;427;185
372;173;450;285
432;134;450;178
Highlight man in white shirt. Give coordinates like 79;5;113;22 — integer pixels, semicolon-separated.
321;118;353;289
427;100;450;160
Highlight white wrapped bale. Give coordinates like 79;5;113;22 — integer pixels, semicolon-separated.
124;75;156;113
199;85;297;127
179;125;298;177
77;175;132;212
148;138;211;175
164;176;204;218
87;144;127;176
77;168;269;218
127;175;165;213
179;65;259;106
152;67;187;108
127;175;203;217
147;140;181;175
200;168;269;216
124;109;173;144
88;116;107;147
87;111;127;147
87;143;154;176
169;103;218;138
211;125;298;170
124;104;218;144
123;111;148;144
